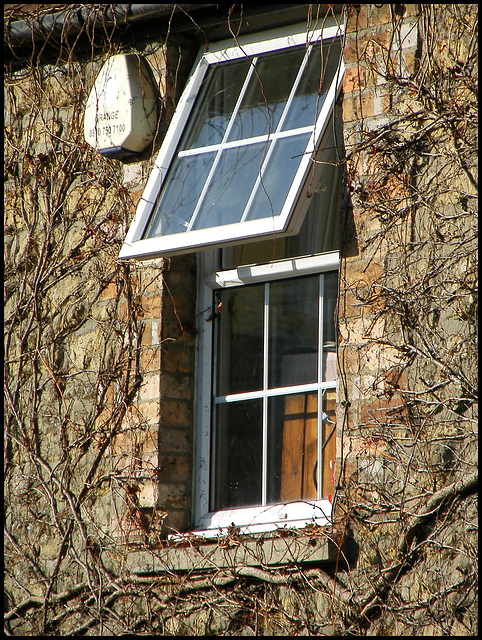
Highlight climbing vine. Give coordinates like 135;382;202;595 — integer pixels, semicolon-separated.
4;4;477;636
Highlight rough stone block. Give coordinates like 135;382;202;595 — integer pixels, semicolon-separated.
343;65;367;93
159;427;190;453
160;398;191;427
138;373;161;403
158;454;190;482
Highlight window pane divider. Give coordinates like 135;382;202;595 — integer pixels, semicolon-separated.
238;44;313;224
178;125;315;158
262;283;270;505
273;43;312;132
214;380;335;404
186;57;258;232
317;275;325;498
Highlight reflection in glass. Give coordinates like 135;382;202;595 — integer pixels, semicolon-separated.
269;276;319;388
182;59;250;150
322;272;338;382
220;129;342;267
282;37;342;131
212;273;338;511
142;36;342;240
323;271;338;345
227;47;305;141
144;152;215;237
192;141;270;230
211;399;263;510
267;392;318;503
245;133;311;221
321;389;336;498
215;284;264;396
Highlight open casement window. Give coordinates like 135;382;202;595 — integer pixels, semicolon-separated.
119;22;345;260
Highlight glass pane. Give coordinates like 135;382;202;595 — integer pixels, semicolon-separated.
211;399;263;510
192;141;270;229
321;389;336;498
220;153;341;268
282;38;341;131
245;133;310;221
322;272;338;382
181;59;250;150
144;152;215;237
268;276;319;388
267;392;318;503
227;47;305;142
215;284;264;396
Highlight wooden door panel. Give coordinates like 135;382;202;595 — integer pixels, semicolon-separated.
280;393;317;501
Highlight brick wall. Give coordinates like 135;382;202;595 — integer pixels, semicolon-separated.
336;3;420;508
5;4;477;635
336;10;477;622
108;38;199;538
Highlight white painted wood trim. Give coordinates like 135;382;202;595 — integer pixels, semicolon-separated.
208;251;340;288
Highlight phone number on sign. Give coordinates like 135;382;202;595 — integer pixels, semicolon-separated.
89;123;126;137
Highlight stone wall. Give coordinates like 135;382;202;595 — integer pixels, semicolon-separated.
335;4;477;634
4;4;477;636
4;11;200;618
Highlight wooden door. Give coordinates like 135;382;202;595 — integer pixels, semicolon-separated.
280;392;318;501
280;389;336;501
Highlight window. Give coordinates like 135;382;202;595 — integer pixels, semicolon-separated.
195;186;342;534
212;272;338;511
119;22;345;260
119;22;345;535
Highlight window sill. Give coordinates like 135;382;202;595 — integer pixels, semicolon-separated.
207;250;340;288
126;530;337;575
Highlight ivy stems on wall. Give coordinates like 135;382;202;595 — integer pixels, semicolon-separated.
336;4;477;634
4;4;478;636
4;8;150;633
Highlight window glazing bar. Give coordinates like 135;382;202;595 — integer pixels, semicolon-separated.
214;381;336;404
262;282;270;505
239;45;313;224
186;57;258;232
178;125;314;158
317;274;324;498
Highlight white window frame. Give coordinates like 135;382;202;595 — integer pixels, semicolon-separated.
193;250;339;537
119;21;345;261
